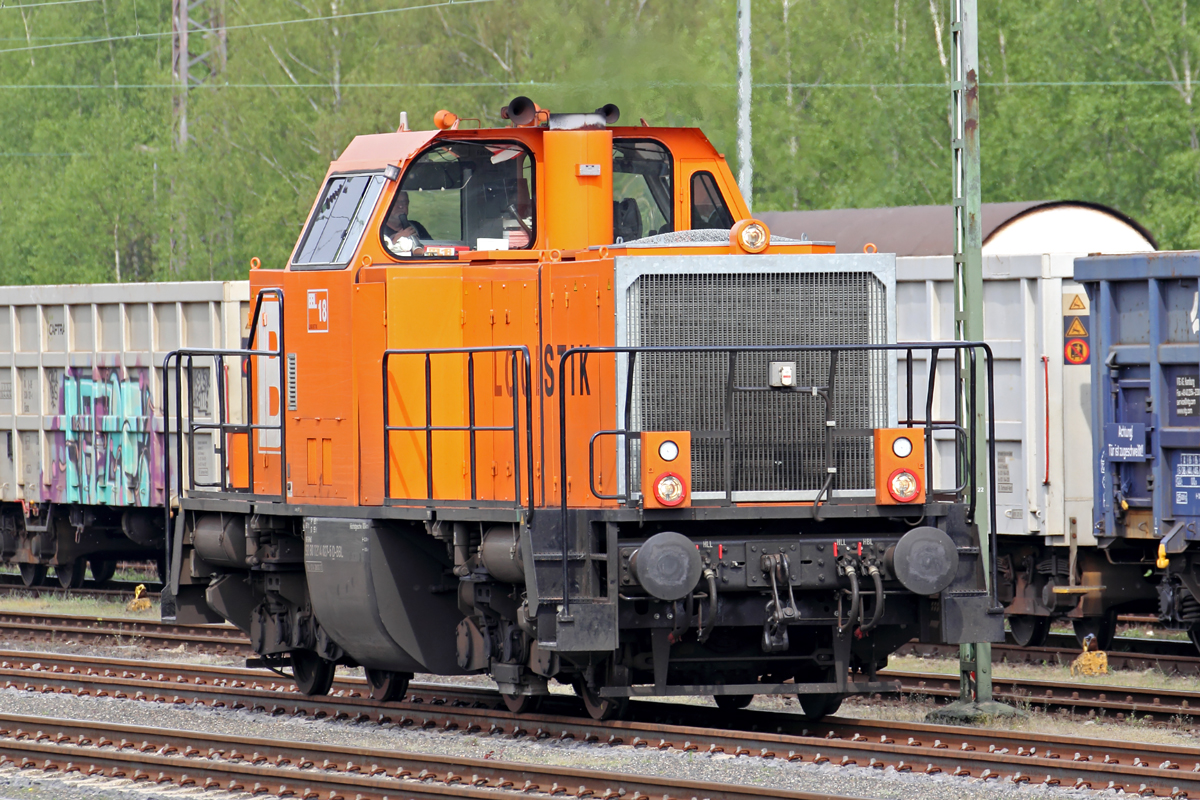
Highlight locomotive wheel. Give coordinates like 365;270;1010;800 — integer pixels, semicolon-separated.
501;692;543;714
291;650;335;697
365;668;410;703
1189;625;1200;655
575;679;628;721
55;558;87;590
714;694;754;711
89;559;117;586
18;563;46;587
1009;614;1050;647
1072;610;1116;651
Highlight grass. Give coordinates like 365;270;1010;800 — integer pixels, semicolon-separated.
0;589;160;620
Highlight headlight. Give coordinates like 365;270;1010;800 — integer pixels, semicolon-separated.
654;473;687;507
888;468;921;503
739;222;768;252
658;440;679;462
891;436;913;458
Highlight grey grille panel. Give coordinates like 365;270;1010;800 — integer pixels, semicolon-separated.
626;270;890;496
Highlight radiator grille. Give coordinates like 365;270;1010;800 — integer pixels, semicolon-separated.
627;271;889;496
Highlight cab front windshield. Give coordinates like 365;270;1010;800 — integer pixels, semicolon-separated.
381;141;535;258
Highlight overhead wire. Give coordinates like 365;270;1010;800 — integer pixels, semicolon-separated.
0;79;1192;90
0;0;496;56
0;0;100;7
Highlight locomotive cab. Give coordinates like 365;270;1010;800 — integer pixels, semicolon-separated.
164;97;1002;719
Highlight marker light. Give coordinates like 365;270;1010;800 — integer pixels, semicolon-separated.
654;473;687;507
658;440;680;462
888;468;921;503
892;436;913;458
740;223;768;251
730;219;771;254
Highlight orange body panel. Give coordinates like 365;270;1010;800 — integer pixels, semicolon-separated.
873;428;927;505
543;130;614;251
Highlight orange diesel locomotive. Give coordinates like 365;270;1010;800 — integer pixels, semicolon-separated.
164;97;1002;720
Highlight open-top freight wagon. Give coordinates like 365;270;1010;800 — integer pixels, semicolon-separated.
163;98;1003;719
0;281;248;588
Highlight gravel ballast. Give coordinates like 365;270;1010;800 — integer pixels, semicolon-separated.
0;682;1133;800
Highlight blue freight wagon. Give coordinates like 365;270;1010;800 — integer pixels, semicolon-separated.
1075;252;1200;641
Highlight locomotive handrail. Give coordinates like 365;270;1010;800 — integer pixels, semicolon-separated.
382;346;534;517
162;287;287;595
556;341;999;619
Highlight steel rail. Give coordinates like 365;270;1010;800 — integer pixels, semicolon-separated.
0;712;865;800
4;653;1200;796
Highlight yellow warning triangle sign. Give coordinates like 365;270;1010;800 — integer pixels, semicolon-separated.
1065;317;1088;337
1068;295;1087;311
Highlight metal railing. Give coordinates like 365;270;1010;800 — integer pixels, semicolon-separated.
162;288;287;513
556;341;998;617
382;346;534;516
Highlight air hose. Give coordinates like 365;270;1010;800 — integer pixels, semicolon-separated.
861;564;885;633
838;565;860;636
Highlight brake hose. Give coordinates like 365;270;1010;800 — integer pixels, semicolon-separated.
861;564;885;633
838;566;860;636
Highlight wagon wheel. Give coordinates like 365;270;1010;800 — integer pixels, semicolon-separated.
290;650;335;697
55;558;86;590
500;692;543;714
574;678;628;721
713;694;754;711
799;692;844;721
1009;614;1051;647
1188;624;1200;655
18;563;46;588
1072;609;1116;651
365;669;411;703
796;666;845;721
89;558;117;586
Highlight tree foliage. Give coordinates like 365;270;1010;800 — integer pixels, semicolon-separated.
0;0;1196;283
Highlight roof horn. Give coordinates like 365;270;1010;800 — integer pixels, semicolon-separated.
501;96;538;126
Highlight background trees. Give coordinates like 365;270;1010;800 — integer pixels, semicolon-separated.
0;0;1195;283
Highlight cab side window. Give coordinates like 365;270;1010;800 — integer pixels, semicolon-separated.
613;140;673;243
690;172;734;230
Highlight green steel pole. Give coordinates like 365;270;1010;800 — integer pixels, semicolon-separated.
951;0;991;704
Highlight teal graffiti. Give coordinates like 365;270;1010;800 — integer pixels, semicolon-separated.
53;371;155;507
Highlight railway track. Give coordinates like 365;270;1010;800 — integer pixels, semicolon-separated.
2;650;1200;796
6;610;1199;674
0;710;852;800
0;611;248;653
899;639;1200;675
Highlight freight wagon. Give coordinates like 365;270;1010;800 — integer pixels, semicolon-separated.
161;97;1003;719
898;254;1159;648
0;281;249;587
1075;253;1200;647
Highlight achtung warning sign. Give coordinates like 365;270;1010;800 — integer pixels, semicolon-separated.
1065;338;1090;365
1064;316;1089;338
1063;292;1090;315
